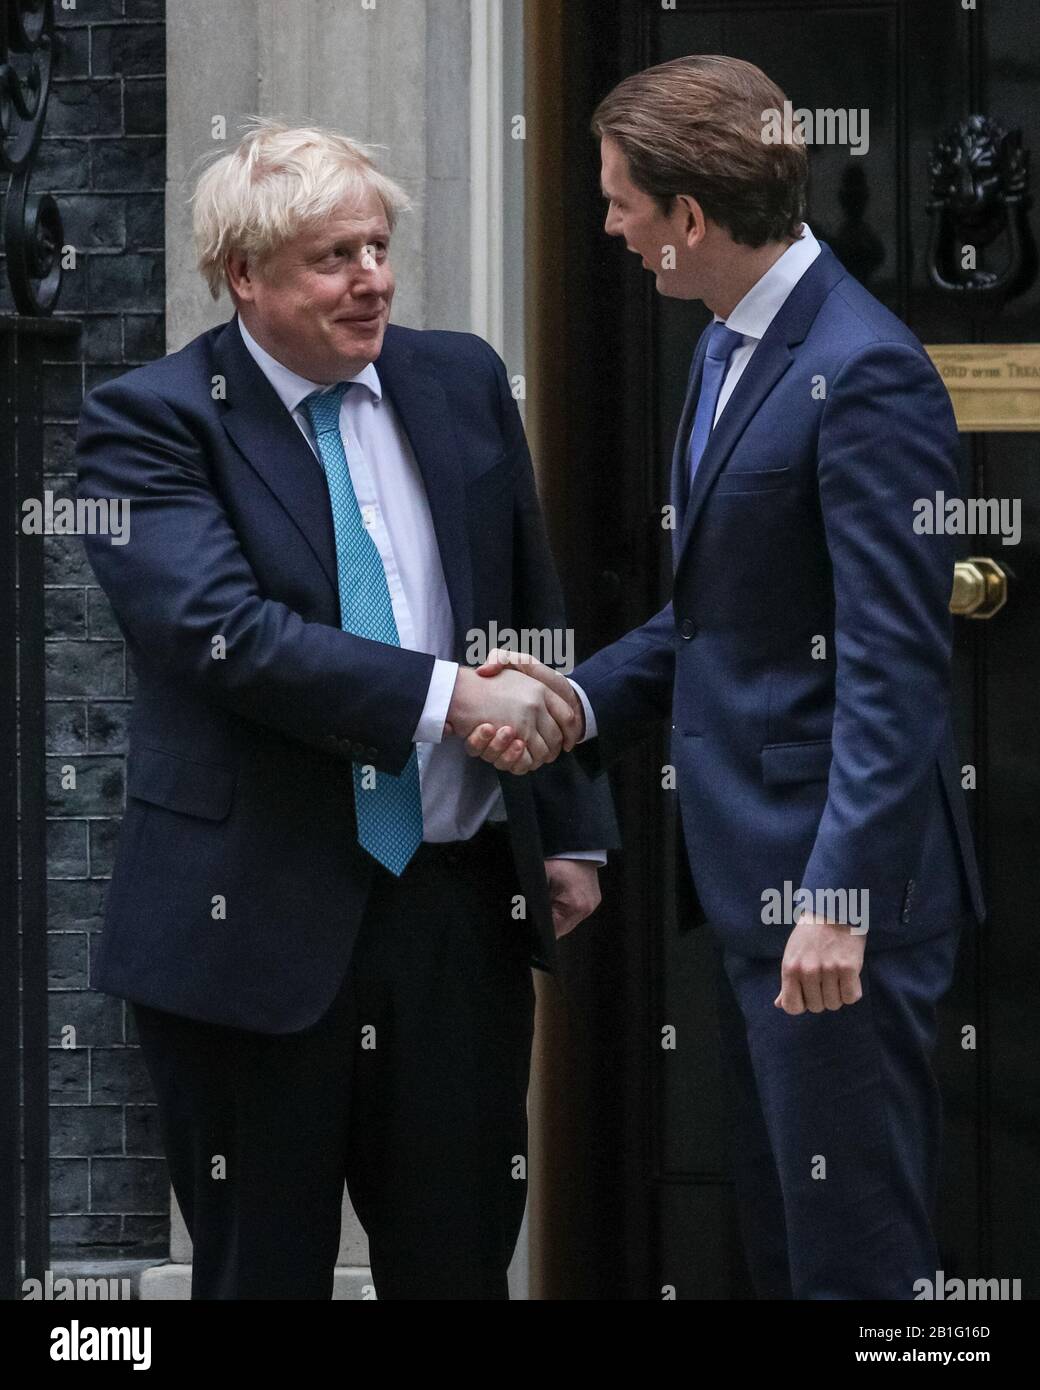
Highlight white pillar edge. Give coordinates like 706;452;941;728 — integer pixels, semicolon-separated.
469;0;505;352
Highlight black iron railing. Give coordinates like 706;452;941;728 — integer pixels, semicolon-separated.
1;0;65;315
1;0;79;1301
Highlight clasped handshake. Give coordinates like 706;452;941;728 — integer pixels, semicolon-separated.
444;649;584;773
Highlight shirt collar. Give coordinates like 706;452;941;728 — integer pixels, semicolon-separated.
236;312;383;411
715;223;822;341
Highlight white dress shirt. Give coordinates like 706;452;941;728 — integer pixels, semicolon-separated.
238;315;603;861
571;224;822;742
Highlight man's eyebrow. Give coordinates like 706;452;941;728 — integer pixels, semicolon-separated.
318;228;390;248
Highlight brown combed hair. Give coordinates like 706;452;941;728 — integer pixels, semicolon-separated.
591;54;808;247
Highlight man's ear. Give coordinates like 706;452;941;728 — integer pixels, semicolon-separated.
225;251;248;301
675;194;707;248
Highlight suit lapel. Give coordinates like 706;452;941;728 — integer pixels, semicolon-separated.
369;329;474;657
213;318;473;656
214;316;341;597
672;242;846;575
670;326;711;567
673;337;795;565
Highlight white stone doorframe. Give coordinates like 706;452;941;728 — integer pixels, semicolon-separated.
144;0;530;1301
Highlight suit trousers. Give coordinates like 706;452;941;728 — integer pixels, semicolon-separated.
715;924;963;1300
131;822;536;1300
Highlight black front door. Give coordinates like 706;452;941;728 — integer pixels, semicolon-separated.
550;0;1039;1299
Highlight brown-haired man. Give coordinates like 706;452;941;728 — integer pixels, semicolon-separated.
469;55;984;1301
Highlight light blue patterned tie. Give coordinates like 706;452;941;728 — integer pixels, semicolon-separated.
686;321;745;487
302;382;423;877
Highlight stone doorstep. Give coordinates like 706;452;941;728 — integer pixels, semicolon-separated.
36;1259;374;1300
139;1263;375;1301
27;1259;160;1302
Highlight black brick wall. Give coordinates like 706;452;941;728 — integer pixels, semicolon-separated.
2;0;168;1260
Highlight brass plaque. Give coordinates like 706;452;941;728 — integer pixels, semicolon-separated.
924;344;1040;432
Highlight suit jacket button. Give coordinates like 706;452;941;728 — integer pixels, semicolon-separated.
679;618;696;640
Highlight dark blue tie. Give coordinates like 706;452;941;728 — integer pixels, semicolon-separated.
686;321;745;486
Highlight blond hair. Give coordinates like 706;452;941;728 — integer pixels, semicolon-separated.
190;116;412;301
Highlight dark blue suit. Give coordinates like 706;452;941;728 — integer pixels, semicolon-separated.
573;243;984;1298
76;314;616;1033
75;314;617;1297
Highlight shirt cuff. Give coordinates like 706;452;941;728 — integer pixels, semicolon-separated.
415;660;459;744
567;678;597;742
547;851;607;866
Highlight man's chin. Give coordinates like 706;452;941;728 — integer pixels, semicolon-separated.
329;321;387;363
653;274;697;301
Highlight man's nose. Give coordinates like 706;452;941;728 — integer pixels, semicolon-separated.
356;260;391;295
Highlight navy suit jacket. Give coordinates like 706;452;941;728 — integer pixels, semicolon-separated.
574;243;984;956
76;314;618;1031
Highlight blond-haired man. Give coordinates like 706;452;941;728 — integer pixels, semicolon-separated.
76;119;616;1300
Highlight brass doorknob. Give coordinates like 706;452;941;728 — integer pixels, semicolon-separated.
949;557;1008;619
